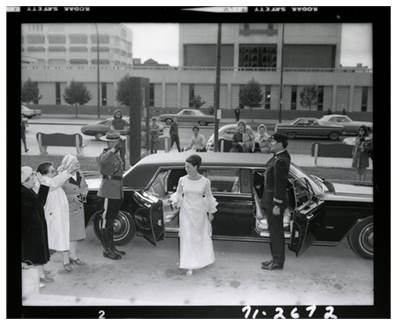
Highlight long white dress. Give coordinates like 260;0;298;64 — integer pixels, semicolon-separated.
170;175;218;270
41;171;71;251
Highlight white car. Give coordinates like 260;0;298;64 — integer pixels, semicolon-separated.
206;123;256;151
21;105;42;119
319;115;373;135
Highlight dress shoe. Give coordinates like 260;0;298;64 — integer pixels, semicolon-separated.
63;263;73;272
261;260;274;267
69;257;85;265
261;262;284;270
40;275;55;283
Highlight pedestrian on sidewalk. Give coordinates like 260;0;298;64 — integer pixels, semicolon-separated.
261;132;291;271
234;107;240;122
58;155;89;266
97;129;126;260
36;160;80;273
351;125;370;181
168;154;218;277
21;114;29;153
21;166;53;283
169;117;181;152
149;117;161;154
184;126;207;152
110;109;128;169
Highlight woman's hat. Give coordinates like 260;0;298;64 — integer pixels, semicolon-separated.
58;154;78;173
100;129;126;142
21;166;33;183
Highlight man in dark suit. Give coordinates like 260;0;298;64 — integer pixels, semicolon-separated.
260;133;291;270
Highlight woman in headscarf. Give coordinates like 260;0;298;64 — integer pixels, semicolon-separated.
36;159;79;272
253;124;272;154
21;166;53;283
58;155;89;266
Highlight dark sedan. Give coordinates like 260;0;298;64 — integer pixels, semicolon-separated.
83;152;373;259
275;117;344;140
159;109;214;126
80;118;164;141
319;115;373;135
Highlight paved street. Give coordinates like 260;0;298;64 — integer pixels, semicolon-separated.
23;219;373;308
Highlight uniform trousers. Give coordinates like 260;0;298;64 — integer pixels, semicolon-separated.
170;134;181;152
263;191;285;264
101;198;123;228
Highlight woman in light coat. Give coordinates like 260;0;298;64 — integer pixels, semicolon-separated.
58;155;88;266
36;160;79;272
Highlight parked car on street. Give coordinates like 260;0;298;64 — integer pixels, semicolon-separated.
21;105;42;119
82;152;373;259
275;117;344;140
319;115;373;135
80;118;164;141
205;123;257;151
159;109;214;126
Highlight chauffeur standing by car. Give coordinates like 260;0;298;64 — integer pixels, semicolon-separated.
261;133;291;270
97;129;126;260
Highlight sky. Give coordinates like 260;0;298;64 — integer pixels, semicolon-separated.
125;23;373;68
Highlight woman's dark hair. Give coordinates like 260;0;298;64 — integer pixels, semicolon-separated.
37;161;53;175
186;154;202;170
192;126;199;131
358;125;369;136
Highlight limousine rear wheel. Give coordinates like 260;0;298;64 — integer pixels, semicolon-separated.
348;217;373;259
93;210;136;246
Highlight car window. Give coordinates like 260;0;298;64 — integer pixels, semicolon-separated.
295;119;307;126
201;168;239;193
183;111;192;115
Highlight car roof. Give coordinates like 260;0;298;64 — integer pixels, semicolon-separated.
322;114;348;118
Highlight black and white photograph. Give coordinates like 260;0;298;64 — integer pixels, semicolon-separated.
9;4;391;319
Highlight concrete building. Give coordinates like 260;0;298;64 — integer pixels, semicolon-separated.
21;23;372;118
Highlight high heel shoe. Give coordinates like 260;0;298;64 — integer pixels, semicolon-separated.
69;257;85;265
186;269;193;277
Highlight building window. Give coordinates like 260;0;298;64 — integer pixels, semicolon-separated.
102;83;107;106
189;84;195;107
361;87;368;112
91;47;110;52
70;59;88;65
48;35;66;44
70;46;87;52
121;28;126;38
265;85;271;109
317;87;324;111
150;83;155;107
56;82;61;105
91;59;110;65
239;44;277;68
27;35;45;44
70;35;88;44
49;46;66;52
91;34;109;44
291;86;297;110
27;46;45;52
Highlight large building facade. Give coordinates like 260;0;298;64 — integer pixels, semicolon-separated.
21;23;373;115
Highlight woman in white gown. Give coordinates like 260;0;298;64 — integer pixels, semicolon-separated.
169;154;218;276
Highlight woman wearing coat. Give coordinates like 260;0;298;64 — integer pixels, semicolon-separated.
36;160;79;272
149;117;160;154
58;155;89;266
253;124;272;154
351;125;370;181
21;166;54;282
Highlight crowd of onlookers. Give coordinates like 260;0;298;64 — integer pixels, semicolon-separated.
21;154;88;286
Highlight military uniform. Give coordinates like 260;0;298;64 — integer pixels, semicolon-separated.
97;129;126;259
261;133;291;268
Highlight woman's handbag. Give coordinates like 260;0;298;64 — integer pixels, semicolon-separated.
22;261;40;296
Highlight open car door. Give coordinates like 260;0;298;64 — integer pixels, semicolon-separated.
132;190;165;246
289;177;326;257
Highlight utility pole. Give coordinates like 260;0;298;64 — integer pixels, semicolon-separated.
278;23;285;123
95;23;100;118
214;23;221;152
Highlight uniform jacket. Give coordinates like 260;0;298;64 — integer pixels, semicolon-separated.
61;170;89;219
149;122;160;143
21;184;51;264
261;150;291;210
97;148;124;199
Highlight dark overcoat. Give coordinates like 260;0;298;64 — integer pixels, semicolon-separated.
21;184;50;264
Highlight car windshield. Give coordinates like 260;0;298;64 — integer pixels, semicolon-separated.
289;163;327;195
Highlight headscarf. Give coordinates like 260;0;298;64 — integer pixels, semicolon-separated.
57;154;79;174
257;124;270;139
21;166;33;183
237;119;247;132
113;109;123;119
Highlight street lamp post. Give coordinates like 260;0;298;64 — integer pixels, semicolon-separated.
279;23;285;123
214;23;221;152
95;23;100;118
